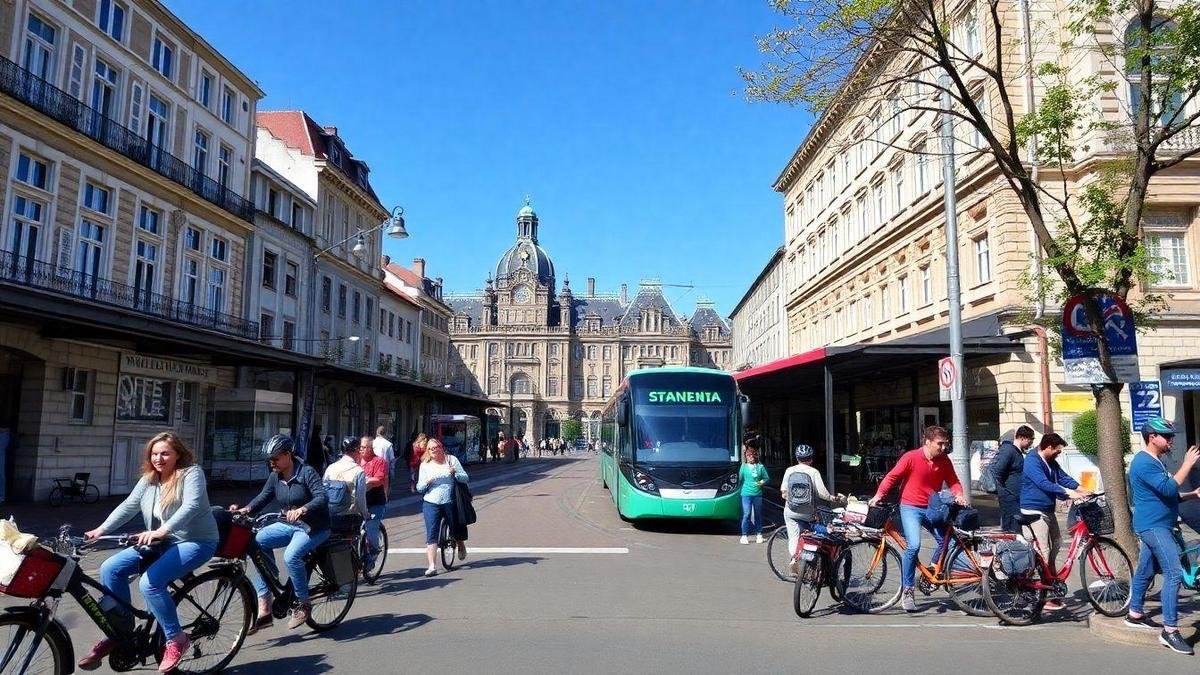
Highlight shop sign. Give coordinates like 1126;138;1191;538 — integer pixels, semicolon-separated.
1163;369;1200;391
1053;392;1094;414
1061;292;1139;384
1129;381;1163;432
120;353;216;382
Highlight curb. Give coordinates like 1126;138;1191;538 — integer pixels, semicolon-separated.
1088;613;1196;647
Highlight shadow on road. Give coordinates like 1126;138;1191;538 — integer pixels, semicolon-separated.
458;555;545;571
225;654;334;673
262;612;434;649
628;518;739;537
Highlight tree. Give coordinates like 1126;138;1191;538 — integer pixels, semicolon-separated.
743;0;1200;554
1072;410;1133;457
560;419;583;443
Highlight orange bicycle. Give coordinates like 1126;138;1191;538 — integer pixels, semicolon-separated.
835;503;1014;615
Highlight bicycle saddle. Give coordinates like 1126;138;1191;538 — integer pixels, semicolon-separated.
1013;513;1041;526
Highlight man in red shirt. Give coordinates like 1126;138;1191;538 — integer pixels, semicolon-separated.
869;425;967;612
358;436;389;569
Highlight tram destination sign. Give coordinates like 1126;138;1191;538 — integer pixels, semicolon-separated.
643;390;725;404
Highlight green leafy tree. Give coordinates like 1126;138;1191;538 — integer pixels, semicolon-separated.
743;0;1200;554
1071;410;1134;457
560;419;583;443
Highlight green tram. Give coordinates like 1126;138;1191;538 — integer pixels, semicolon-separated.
598;367;750;520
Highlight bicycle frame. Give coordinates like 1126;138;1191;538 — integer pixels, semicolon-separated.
1023;519;1093;584
1172;529;1200;589
878;519;979;586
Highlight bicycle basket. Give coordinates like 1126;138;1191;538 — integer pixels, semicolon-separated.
863;504;893;529
843;502;869;525
0;546;70;599
211;507;254;559
320;542;356;587
1079;498;1115;535
995;540;1035;576
954;507;980;532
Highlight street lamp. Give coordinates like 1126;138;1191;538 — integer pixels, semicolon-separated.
314;205;408;262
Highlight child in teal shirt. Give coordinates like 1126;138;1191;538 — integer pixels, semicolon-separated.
739;437;769;544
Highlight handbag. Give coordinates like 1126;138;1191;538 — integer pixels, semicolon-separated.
453;479;477;526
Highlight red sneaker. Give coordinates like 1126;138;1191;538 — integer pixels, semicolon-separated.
78;639;116;670
158;634;190;672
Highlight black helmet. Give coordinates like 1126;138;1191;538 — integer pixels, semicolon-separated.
794;444;815;461
341;435;359;454
262;434;295;459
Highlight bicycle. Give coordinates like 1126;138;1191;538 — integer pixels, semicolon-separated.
767;507;847;583
793;513;855;617
0;525;251;674
357;518;388;584
834;502;1012;616
47;473;100;507
982;493;1133;625
438;520;459;571
236;513;359;631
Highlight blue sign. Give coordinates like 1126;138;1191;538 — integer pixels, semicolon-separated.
1130;381;1162;432
1164;370;1200;391
1061;292;1140;384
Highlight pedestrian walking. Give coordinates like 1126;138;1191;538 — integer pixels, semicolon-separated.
417;438;469;576
738;436;769;545
1125;417;1200;655
539;439;547;457
990;425;1035;532
494;432;505;462
79;432;218;672
373;425;396;477
409;433;427;494
1019;432;1091;611
358;435;390;570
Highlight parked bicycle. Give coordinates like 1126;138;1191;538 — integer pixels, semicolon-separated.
982;493;1133;625
834;501;1013;616
358;518;388;585
793;509;854;617
0;524;251;674
47;473;100;507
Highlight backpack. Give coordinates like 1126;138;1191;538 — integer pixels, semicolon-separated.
980;459;998;494
784;470;816;519
322;463;358;516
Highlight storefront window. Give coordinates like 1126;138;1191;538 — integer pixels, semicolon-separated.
117;375;174;423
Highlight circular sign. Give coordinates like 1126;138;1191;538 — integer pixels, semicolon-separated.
939;358;957;389
1063;291;1134;338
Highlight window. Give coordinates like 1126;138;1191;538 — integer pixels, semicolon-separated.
15;153;49;190
587;377;598;399
97;0;126;41
1148;232;1192;286
259;313;274;343
916;143;929;194
548;377;559;396
899;274;910;312
151;36;174;79
10;195;46;264
285;261;298;297
603;345;612;360
22;14;57;80
880;283;891;320
221;87;235;124
262;250;277;289
963;8;981;56
888;94;902;137
206;267;226;311
198;70;213;108
76;219;105;281
321;276;332;313
892;163;905;212
406;320;412;343
571;376;584;399
184;226;201;251
587;345;597;359
920;266;932;304
291;203;304;231
1125;17;1184;126
267;189;279;218
874;182;885;227
217;146;232;188
862;295;872;330
193;130;209;175
352;291;361;323
366;298;374;330
210;237;227;262
974;236;992;283
337;284;347;318
180;257;199;305
67;368;93;422
90;59;119;119
282;321;295;351
146;94;169;148
82;182;110;214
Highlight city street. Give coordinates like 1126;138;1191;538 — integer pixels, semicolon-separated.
11;456;1195;674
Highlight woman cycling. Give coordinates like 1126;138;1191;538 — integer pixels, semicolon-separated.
80;432;218;672
417;437;469;577
231;434;329;632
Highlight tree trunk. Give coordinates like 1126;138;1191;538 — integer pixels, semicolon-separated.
1094;383;1137;557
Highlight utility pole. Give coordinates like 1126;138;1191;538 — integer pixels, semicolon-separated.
939;72;970;503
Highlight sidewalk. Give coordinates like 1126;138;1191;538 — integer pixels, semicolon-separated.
1;456;544;538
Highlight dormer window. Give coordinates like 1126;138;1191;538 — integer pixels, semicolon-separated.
329;143;341;164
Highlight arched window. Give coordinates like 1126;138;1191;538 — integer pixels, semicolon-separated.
510;372;531;394
1125;16;1182;125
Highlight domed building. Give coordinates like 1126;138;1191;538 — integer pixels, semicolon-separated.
445;199;733;444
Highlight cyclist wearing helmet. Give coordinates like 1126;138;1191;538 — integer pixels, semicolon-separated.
780;443;844;571
1125;417;1200;655
230;434;329;632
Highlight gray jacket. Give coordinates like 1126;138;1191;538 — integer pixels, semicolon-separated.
99;465;219;544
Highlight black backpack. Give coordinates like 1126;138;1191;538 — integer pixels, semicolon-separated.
785;470;816;519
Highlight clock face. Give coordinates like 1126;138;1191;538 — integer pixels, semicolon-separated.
513;285;532;304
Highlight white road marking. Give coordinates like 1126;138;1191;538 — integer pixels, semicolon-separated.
795;622;1051;630
387;546;629;554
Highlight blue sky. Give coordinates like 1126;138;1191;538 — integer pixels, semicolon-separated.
170;0;812;317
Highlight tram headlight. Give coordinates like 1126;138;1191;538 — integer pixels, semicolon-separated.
632;469;659;494
717;471;740;494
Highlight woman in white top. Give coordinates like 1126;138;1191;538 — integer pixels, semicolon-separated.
416;438;469;577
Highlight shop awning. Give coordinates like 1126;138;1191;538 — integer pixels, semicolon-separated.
317;362;502;409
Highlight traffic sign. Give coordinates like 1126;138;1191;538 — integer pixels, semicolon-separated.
938;356;962;402
1130;381;1162;432
1062;291;1139;384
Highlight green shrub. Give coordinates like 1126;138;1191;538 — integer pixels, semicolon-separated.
560;419;582;443
1072;409;1133;456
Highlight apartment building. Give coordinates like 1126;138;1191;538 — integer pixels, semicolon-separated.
730;246;786;371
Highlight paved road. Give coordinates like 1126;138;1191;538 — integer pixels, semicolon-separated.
8;456;1199;673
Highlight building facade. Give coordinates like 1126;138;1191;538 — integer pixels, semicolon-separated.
446;200;733;443
730;246;785;371
737;0;1200;474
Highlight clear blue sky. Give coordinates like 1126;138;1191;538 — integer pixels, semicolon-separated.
170;0;812;317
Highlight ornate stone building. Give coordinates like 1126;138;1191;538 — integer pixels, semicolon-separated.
446;199;732;442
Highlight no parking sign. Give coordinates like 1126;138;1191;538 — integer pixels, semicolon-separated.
1062;292;1140;384
939;356;962;402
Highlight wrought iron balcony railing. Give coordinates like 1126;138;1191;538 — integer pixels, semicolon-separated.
0;249;259;340
0;56;254;222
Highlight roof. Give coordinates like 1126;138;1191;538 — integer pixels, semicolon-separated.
445;294;483;319
617;282;683;330
628;366;737;379
381;275;421;309
256;111;383;209
689;300;732;340
384;262;450;313
570;294;625;328
495;239;555;287
730;246;785;318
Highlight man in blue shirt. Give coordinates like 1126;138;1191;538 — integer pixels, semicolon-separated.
1019;432;1090;610
1125;417;1200;655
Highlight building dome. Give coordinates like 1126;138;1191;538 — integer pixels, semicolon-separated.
495;239;555;286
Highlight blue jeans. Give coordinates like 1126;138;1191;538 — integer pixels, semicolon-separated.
899;504;943;589
249;523;329;604
99;541;216;639
1130;527;1183;628
740;494;763;536
365;504;386;558
423;500;455;544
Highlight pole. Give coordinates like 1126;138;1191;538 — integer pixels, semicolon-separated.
823;365;836;495
939;72;971;503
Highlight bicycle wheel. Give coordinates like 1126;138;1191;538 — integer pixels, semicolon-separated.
82;484;100;504
47;487;63;507
793;553;825;618
982;560;1047;625
305;555;358;631
766;526;796;582
164;569;254;673
835;540;902;613
439;521;456;571
944;544;990;617
1080;537;1134;617
361;524;388;584
0;614;67;675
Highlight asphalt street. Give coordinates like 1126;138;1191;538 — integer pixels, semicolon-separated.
8;456;1200;674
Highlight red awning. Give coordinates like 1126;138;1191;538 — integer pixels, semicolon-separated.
734;347;827;382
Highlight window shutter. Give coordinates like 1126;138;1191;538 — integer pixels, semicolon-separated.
68;44;86;99
56;226;74;274
129;81;144;135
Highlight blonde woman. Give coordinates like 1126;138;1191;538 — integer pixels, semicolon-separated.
80;432;218;672
416;438;468;576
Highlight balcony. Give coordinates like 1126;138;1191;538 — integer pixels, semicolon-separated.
0;56;254;222
0;250;259;340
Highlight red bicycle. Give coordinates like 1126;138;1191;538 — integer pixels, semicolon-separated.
792;509;854;617
982;493;1133;625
